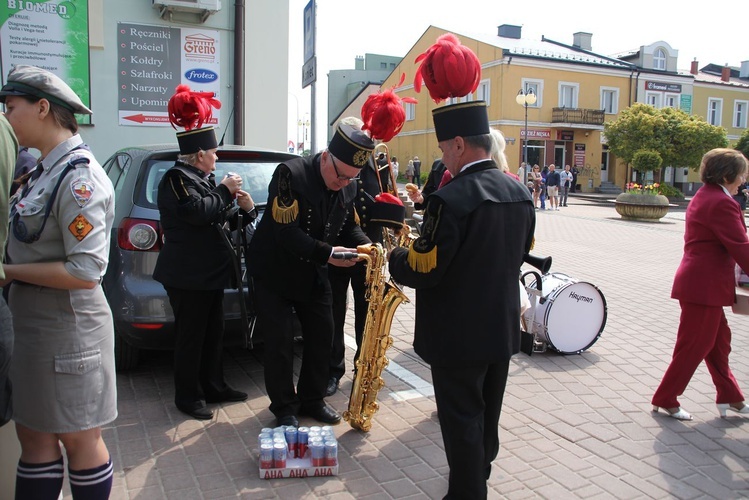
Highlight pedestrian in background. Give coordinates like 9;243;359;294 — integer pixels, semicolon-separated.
1;64;116;499
529;164;542;209
652;148;749;420
413;155;422;188
405;159;415;183
559;164;573;207
546;164;560;210
154;85;253;421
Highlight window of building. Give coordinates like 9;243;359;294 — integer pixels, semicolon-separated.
708;98;722;126
734;100;748;128
645;92;661;108
664;94;680;109
520;79;542;108
559;82;579;108
389;63;396;69
600;88;618;114
477;79;490;106
653;48;666;70
380;62;387;69
405;102;415;121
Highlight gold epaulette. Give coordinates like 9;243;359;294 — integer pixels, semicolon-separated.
272;197;299;224
530;236;535;251
354;207;361;226
407;243;437;273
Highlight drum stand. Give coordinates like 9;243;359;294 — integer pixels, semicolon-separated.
520;270;548;355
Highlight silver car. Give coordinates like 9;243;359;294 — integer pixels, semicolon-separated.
102;144;298;370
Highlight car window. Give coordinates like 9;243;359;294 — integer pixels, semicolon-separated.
137;159;280;209
103;153;132;202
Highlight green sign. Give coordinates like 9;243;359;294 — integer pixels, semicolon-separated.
0;1;91;124
680;94;692;114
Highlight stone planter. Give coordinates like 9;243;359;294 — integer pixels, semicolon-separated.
614;193;670;221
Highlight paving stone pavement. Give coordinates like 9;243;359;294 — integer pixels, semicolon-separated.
77;198;749;499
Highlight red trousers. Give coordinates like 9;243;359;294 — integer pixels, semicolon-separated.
652;301;744;409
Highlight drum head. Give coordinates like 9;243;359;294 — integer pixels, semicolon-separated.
545;281;606;354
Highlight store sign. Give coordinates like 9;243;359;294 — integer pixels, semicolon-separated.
520;129;551;139
117;22;221;127
556;130;574;141
645;81;682;93
574;143;586;167
0;1;91;124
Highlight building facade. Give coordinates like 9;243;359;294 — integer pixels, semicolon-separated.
363;25;748;193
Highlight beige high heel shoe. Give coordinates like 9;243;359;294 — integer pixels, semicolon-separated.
652;405;692;420
717;403;749;418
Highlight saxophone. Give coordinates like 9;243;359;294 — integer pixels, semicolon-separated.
342;243;409;431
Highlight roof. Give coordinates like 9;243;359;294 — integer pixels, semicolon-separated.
440;27;633;69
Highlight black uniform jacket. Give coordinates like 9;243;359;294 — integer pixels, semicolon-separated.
247;154;369;302
389;160;535;366
350;158;386;244
154;161;253;290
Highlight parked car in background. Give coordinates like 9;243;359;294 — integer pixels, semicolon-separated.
102;144;298;370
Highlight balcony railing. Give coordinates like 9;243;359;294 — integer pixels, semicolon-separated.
551;107;605;125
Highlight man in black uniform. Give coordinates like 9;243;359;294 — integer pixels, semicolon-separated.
389;101;535;499
326;153;385;396
154;89;255;420
247;121;374;427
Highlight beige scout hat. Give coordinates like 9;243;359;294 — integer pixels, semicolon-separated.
0;65;92;115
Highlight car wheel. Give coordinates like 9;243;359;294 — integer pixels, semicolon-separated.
115;329;140;371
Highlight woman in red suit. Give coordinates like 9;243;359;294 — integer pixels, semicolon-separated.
652;148;749;420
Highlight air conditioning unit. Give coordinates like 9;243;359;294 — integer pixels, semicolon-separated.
152;0;222;22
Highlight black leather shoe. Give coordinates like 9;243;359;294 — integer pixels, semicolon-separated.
205;388;248;404
176;403;213;420
300;403;341;424
325;377;340;397
277;415;299;427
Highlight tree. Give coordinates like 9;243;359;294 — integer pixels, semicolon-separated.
736;128;749;160
604;103;727;183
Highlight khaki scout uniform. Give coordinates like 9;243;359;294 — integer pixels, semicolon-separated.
8;134;117;433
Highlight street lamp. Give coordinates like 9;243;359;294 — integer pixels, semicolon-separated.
297;118;310;153
516;87;537;167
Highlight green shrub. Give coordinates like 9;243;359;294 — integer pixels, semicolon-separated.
657;183;685;199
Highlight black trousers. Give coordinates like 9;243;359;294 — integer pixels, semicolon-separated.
165;287;229;407
431;359;510;500
254;278;333;418
328;262;368;382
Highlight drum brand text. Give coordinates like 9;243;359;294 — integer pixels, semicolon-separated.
568;291;593;303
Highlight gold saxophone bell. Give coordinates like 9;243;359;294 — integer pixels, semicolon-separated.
342;243;409;431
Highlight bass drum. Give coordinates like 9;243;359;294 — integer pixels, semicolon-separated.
524;273;607;354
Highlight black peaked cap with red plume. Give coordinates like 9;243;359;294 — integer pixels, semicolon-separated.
168;84;222;155
413;33;488;141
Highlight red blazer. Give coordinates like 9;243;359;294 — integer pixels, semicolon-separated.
672;183;749;306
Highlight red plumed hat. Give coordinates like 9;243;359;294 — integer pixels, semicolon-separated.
167;84;222;155
167;84;221;131
413;33;482;103
370;192;405;229
361;74;418;143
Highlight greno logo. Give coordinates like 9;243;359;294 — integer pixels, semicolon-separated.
185;69;218;84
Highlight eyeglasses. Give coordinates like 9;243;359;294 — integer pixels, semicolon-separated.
330;155;359;181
